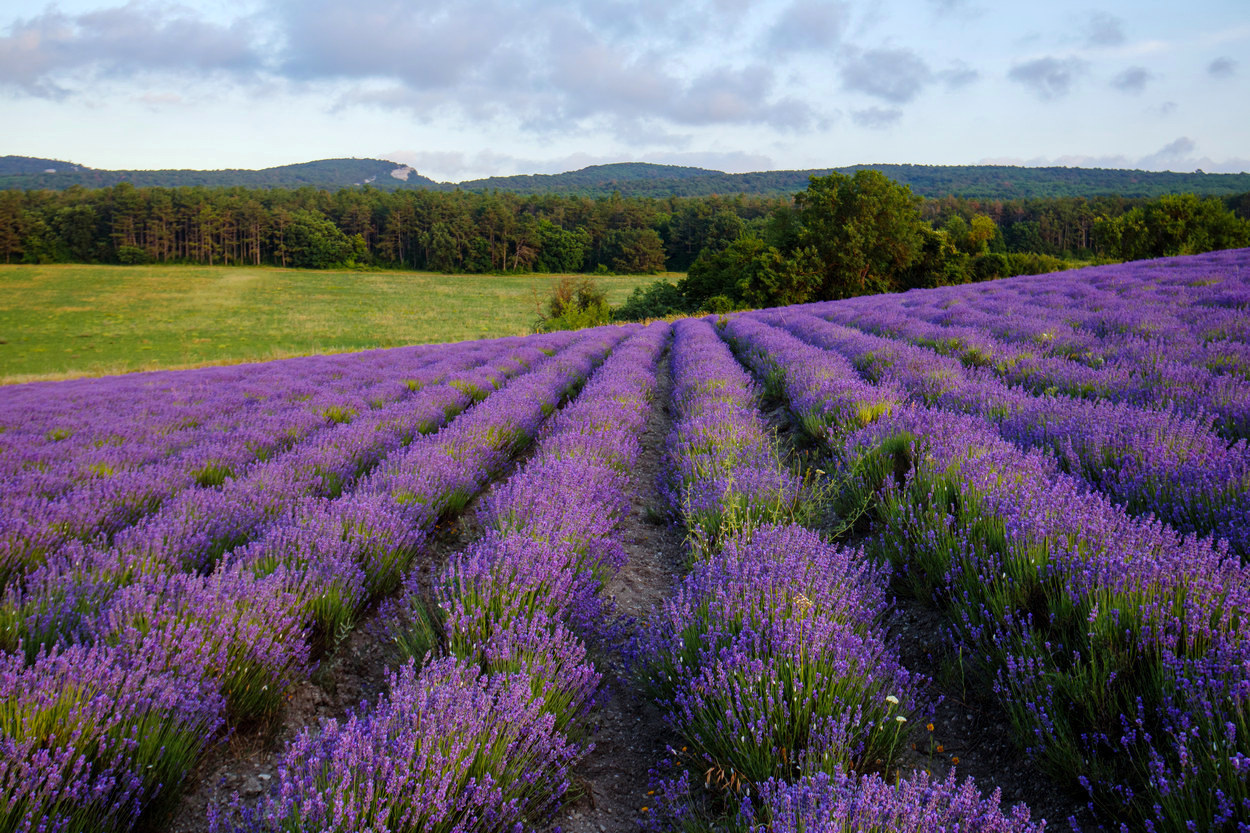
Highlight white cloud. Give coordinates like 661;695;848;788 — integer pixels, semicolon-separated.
1008;56;1086;100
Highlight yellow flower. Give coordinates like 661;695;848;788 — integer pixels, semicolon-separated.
926;723;935;732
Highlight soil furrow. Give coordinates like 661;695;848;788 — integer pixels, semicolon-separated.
549;352;686;833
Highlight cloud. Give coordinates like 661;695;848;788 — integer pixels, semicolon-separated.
939;61;979;89
268;0;818;133
0;3;262;96
276;0;523;88
1111;66;1152;93
1208;56;1237;77
135;91;185;109
979;138;1250;174
1138;136;1196;169
1086;12;1125;46
841;48;931;104
1008;56;1085;100
851;106;902;128
927;0;972;15
764;0;847;54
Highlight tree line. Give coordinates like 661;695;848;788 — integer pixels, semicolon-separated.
614;171;1250;319
0;179;1245;284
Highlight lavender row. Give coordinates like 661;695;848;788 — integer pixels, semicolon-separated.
662;317;801;544
0;342;530;661
632;318;1020;832
763;309;1250;560
0;339;511;507
811;252;1250;438
839;404;1250;830
834;249;1250;376
0;337;512;563
635;524;923;786
212;324;667;831
0;342;450;489
0;329;625;832
194;325;628;657
0;333;568;592
923;249;1250;377
820;294;1250;441
746;770;1042;833
721;312;901;443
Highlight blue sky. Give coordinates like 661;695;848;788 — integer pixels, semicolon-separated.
2;0;1247;181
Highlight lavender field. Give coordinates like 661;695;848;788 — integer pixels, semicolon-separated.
3;248;1250;833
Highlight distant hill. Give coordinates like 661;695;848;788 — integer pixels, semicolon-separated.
1;155;1247;200
0;156;440;191
455;162;1250;200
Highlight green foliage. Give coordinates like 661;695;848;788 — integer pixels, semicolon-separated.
603;227;667;274
898;226;967;290
285;210;359;269
942;212;997;255
614;279;687;321
1003;251;1070;277
675;171;938;310
1094;193;1250;260
115;245;150;265
535;275;611;331
683;237;765;308
794;170;928;298
534;220;590;272
6;156;1249;199
3;175;1242;278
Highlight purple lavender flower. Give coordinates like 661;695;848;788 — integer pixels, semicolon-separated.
210;657;580;833
752;769;1043;832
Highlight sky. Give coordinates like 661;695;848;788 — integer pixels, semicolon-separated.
1;0;1248;182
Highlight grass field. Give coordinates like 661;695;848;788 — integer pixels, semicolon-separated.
0;264;671;384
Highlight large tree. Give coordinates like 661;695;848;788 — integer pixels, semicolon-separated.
792;170;928;298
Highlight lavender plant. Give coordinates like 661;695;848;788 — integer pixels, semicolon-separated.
636;523;924;786
1;641;225;832
208;657;580;833
749;769;1043;833
840;405;1250;827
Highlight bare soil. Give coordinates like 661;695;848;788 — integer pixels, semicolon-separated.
548;353;688;833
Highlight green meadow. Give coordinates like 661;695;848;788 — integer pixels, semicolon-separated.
0;265;670;384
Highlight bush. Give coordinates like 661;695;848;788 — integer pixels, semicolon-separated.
613;280;686;321
535;275;611;331
116;245;150;265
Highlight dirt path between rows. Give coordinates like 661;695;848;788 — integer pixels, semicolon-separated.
548;352;687;833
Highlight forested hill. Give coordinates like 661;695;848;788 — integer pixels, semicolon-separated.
2;155;1248;199
457;163;1250;199
0;157;441;191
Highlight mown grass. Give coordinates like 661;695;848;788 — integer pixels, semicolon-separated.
0;265;674;384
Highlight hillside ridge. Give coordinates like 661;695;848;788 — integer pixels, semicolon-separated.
2;155;1247;199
